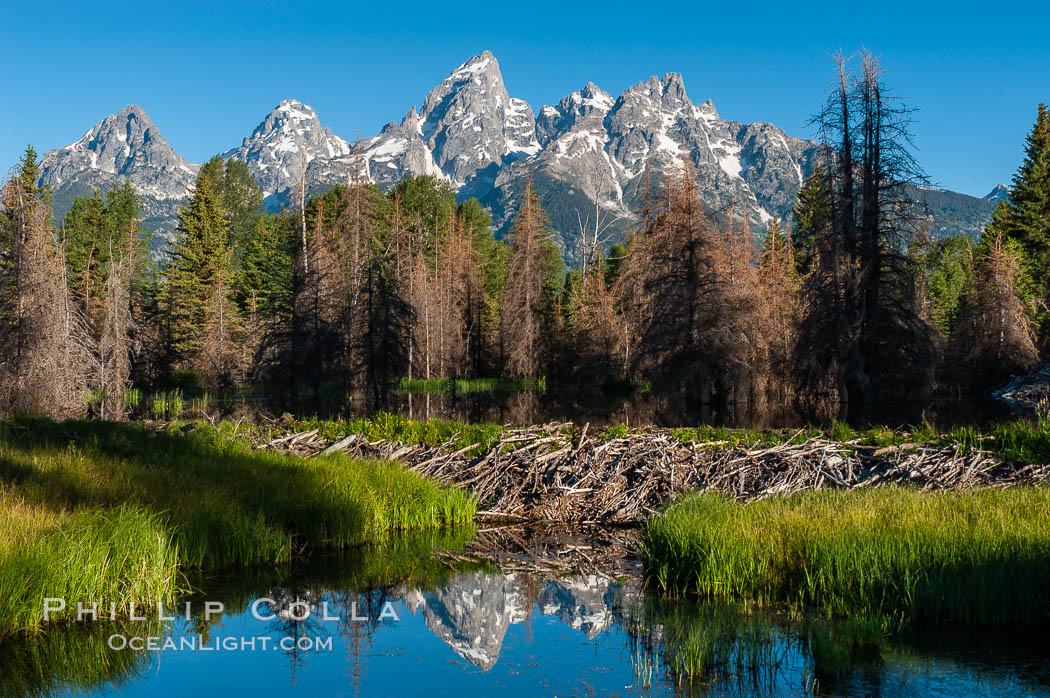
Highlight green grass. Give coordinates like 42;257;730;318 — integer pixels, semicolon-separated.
643;486;1050;626
252;412;510;456
0;416;475;636
392;377;544;396
0;492;180;637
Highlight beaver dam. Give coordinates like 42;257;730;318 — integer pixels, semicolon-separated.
255;422;1050;523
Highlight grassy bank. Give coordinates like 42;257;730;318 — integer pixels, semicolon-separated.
643;486;1050;625
0;416;474;635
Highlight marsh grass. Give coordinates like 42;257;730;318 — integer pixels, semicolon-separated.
260;412;509;456
0;492;180;636
0;416;475;635
643;487;1050;625
393;377;544;396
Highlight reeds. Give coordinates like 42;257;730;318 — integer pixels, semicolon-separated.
392;377;543;396
0;491;180;635
0;416;475;635
280;412;508;453
643;486;1050;625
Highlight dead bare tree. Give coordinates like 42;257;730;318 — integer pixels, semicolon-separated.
951;230;1039;390
625;158;768;422
501;181;559;379
574;163;627;276
0;168;85;416
794;50;935;423
757;218;799;409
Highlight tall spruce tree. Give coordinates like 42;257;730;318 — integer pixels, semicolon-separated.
994;104;1050;337
198;155;265;251
790;163;832;275
164;173;244;387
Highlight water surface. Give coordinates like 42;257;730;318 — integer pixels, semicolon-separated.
4;532;1049;697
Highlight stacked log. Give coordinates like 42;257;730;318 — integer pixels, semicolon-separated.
256;423;1050;523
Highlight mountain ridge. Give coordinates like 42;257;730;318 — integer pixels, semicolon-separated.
36;51;997;262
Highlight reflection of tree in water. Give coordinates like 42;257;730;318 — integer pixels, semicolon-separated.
332;584;399;698
265;586;328;684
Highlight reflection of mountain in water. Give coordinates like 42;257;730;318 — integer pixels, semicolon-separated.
538;575;615;639
401;572;638;670
402;572;526;670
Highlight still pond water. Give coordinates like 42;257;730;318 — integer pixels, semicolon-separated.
4;531;1049;698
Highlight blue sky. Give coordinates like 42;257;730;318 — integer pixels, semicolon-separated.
1;0;1047;198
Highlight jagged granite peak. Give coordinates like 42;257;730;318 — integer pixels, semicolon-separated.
38;104;199;255
224;99;352;201
492;70;810;265
348;106;445;190
40;104;198;202
536;82;615;146
984;183;1011;203
414;50;540;188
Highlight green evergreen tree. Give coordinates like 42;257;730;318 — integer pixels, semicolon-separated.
63;191;111;312
163;174;243;384
62;183;149;320
790;162;832;275
922;235;975;335
996;104;1050;335
198;155;265;251
236;213;294;321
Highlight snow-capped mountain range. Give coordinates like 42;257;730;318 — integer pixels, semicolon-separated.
37;50;997;260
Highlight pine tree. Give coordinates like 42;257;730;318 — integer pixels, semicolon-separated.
164;173;244;387
923;235;975;335
198;155;265;251
790;163;831;275
63;183;146;419
63;191;110;320
995;104;1050;336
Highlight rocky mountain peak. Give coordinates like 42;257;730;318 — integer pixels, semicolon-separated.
415;50;539;188
536;82;615;146
621;73;691;112
39;104;197;204
659;72;689;105
36;51;993;269
984;183;1011;203
224;99;351;199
